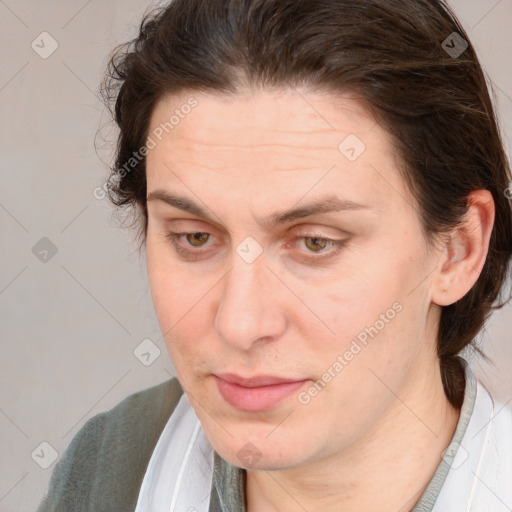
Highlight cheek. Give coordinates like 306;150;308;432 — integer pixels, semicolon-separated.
301;260;399;341
305;246;427;364
146;243;215;367
147;238;194;320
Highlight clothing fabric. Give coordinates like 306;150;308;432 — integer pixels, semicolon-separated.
38;358;512;512
37;377;184;512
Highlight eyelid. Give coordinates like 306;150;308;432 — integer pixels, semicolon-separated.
165;225;344;244
163;219;348;237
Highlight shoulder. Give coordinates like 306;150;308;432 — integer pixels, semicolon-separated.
475;379;512;433
482;385;512;456
103;376;184;434
465;380;512;508
37;377;184;512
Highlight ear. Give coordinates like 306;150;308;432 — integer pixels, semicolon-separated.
431;190;495;307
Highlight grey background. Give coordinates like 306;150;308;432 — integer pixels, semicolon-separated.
0;1;511;511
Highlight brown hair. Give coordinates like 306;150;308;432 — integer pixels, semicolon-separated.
100;0;512;408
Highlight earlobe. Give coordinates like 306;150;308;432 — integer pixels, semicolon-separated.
432;190;495;307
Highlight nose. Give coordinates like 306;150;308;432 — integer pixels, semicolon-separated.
213;250;287;351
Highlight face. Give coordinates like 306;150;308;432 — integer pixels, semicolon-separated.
145;88;443;470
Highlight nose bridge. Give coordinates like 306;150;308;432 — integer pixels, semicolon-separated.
214;248;284;349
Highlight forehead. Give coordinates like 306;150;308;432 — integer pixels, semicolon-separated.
148;88;379;152
145;88;415;222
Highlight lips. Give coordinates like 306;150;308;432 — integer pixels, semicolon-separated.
216;373;305;387
214;373;309;412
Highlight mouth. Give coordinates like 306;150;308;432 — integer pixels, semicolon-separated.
214;373;309;412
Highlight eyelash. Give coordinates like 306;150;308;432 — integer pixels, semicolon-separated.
164;231;347;262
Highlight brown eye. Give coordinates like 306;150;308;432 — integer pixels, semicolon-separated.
304;236;329;252
185;232;210;247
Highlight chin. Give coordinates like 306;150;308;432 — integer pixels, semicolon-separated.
210;433;311;472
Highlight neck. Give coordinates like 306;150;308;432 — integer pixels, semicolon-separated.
245;359;461;512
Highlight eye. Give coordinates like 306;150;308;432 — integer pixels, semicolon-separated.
293;233;347;263
164;230;347;262
165;231;212;251
302;235;332;252
182;232;209;247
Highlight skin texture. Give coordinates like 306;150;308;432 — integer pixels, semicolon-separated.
144;88;495;512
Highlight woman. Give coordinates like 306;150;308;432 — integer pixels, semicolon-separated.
38;0;512;511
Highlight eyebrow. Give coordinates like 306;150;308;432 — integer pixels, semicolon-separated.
147;190;370;230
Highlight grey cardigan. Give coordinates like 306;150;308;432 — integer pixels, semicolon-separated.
37;377;185;512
